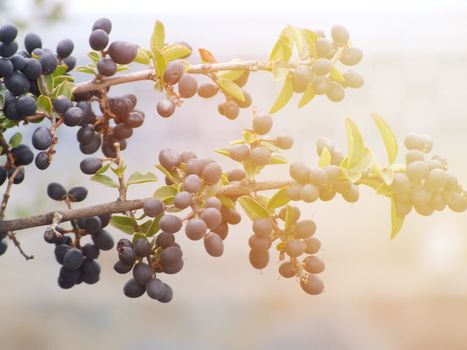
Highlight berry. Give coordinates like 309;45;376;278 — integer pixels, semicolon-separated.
249;146;271;166
11;145;33;166
63;106;84;126
156;232;175;248
24;33;42;54
62;56;76;71
158;283;173;303
16;95;37;118
143;198;164;217
252;115;273;135
202;162;222;185
311;76;329;95
118;246;136;265
32;126;52;150
159;215;183;234
92;18;112;34
47;182;67;201
218;100;239;120
197;83;218;98
39;52;57;74
114;260;133;274
200;208;222;229
295;220;317;239
35;152;49;170
312;58;331;75
163;62;184;85
285;239;306;257
159;148;181;170
292;65;312;93
300;274;324;295
112;123;133;140
107;41;137;64
339;47;363;66
185;218;207;240
203;232;224;257
133;262;153;285
4;71;30;95
303;256;325;274
275;135;294;150
146;278;166;300
229;144;249;162
0;41;18;57
134;238;151;257
304;237;321;254
249;249;269;269
80;157;102;175
174;191;192;209
54;244;70;264
89;29;109;51
10;54;26;70
56;38;74;59
91;229;114;250
178;74;198;98
316;38;332;57
124;111;145;128
156;99;175;118
0;57;13;77
97;57;117;76
331;25;349;46
300;184;319;203
0;241;7;256
326;81;345;102
123;278;145;298
82;216;102;234
226;168;246;182
53;95;72;114
63;248;84;271
343;70;364;88
82;243;100;259
160;246;183;267
278;262;297;278
0;24;18;44
248;235;272;250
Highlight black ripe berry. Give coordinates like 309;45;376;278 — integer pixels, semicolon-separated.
89;29;109;51
67;186;88;202
22;58;42;80
39;52;57;75
47;182;67;201
107;41;137;64
24;33;42;54
0;57;13;77
16;95;37;118
56;38;74;59
80;157;102;175
32;126;52;150
92;18;112;34
4;71;30;95
63;107;84;126
11;145;34;166
35;152;50;170
62;56;76;71
0;24;18;44
97;57;117;76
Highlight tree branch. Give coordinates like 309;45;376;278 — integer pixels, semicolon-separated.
72;59;305;94
0;180;293;233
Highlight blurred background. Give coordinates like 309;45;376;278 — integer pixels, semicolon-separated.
2;0;467;349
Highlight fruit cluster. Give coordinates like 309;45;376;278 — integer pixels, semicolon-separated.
392;133;467;216
292;25;364;102
45;182;114;289
287;138;358;203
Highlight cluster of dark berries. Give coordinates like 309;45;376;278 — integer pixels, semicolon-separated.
0;143;35;186
247;205;324;295
228;114;294;167
115;237;177;302
89;17;137;76
195;70;251;120
391;133;467;216
45;182;114;289
0;23;76;121
287;138;358;203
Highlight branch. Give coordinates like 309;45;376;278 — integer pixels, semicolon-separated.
0;180;294;232
72;59;304;94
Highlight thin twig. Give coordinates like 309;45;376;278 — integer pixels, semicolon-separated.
7;232;34;260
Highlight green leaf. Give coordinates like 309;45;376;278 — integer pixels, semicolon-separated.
216;195;236;209
153;49;167;81
8;132;22;147
270;72;293;114
268;187;290;209
75;65;97;75
217;79;244;101
52;64;69;77
298;83;315;108
127;171;158;186
38;75;54;95
330;66;345;82
95;162;110;175
319;147;332;168
53;75;75;84
151;20;165;52
238;195;270;221
145;216;161;237
161;44;192;62
134;47;153;65
116;65;129;72
132;232;147;244
88;51;101;63
153;185;178;201
52;80;74;100
91;174;119;188
37;95;52;114
372;113;398;165
390;197;405;239
110;215;137;234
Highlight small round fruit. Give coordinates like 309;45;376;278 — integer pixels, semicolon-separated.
107;41;137;64
300;274;324;295
157;99;175;118
252;115;273;135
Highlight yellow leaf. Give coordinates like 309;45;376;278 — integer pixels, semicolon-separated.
150;20;165;52
372;113;398;165
298;82;316;108
330;66;345;82
302;29;318;58
198;48;217;63
161;44;192;62
269;72;294;114
288;25;304;57
344;117;366;169
217;79;244;101
217;69;245;81
390;196;405;239
319;147;332;168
